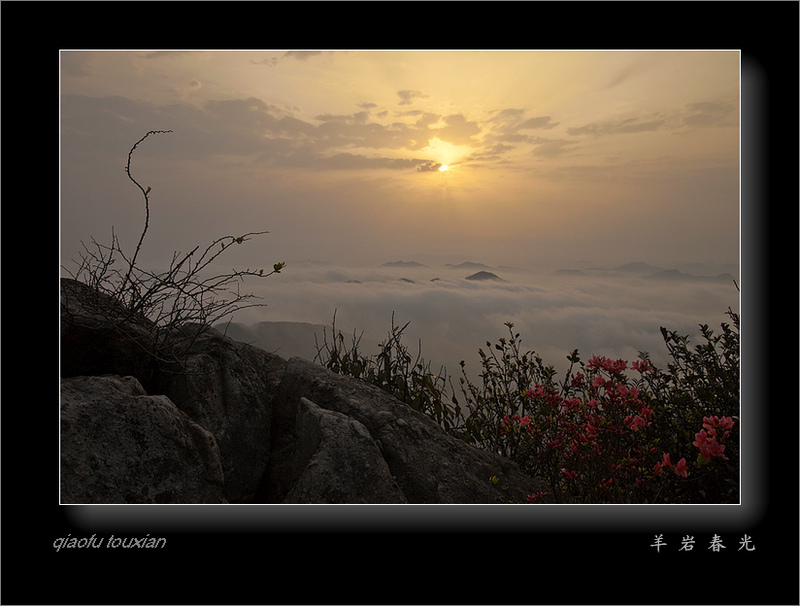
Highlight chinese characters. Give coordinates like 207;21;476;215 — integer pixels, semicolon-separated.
650;534;755;552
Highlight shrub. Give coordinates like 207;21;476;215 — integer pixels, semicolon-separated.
313;311;463;432
455;309;740;504
63;130;285;367
314;303;739;504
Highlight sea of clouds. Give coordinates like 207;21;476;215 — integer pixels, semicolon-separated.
221;259;740;387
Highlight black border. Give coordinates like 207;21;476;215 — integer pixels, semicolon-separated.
5;2;798;604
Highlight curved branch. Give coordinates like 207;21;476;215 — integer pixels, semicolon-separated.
120;129;173;296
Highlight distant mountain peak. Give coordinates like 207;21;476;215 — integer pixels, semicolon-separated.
381;261;427;268
615;262;666;273
446;261;494;270
465;271;504;282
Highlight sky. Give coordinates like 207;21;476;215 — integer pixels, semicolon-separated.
60;50;741;380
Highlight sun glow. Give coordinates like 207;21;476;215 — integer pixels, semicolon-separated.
439;164;448;171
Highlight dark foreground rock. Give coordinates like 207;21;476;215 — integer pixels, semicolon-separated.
60;375;226;503
60;278;553;504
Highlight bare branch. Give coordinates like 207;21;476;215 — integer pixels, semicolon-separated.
64;130;285;372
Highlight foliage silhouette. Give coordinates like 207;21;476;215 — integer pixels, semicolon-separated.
63;130;285;368
314;310;462;431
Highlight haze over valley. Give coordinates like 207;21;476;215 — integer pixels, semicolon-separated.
216;257;740;384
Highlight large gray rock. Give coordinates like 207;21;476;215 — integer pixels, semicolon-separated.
271;397;407;503
153;323;285;503
60;375;226;504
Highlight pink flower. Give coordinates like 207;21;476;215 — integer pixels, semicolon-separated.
699;441;728;462
588;355;628;375
692;428;711;448
605;358;628;375
674;458;689;478
654;453;671;475
587;355;604;370
526;491;548;503
519;415;531;427
693;428;729;462
632;360;654;372
703;415;735;431
526;385;549;399
628;415;648;431
561;468;578;480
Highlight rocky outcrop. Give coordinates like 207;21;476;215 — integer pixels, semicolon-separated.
264;356;546;504
60;375;226;503
153;323;285;503
60;278;553;504
268;397;407;503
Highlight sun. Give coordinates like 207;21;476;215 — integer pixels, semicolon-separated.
439;164;448;171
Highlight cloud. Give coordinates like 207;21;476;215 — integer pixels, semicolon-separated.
58;88;589;179
268;151;428;171
416;161;443;172
435;114;481;146
232;261;740;382
254;51;325;66
283;51;323;61
530;138;575;158
520;116;558;130
567;101;736;138
603;60;654;90
61;93;453;170
74;91;496;172
397;90;428;106
315;111;370;124
680;101;737;127
568;116;668;137
480;109;561;158
487;108;556;133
